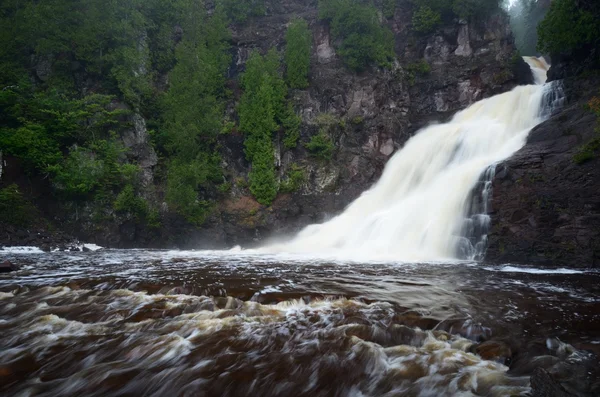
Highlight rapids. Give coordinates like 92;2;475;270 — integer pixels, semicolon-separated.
2;58;599;397
1;250;600;396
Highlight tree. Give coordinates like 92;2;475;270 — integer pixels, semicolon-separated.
537;0;600;54
285;19;312;89
318;0;395;72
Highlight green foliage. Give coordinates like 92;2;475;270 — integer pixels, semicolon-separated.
318;0;395;71
382;0;397;18
166;158;219;225
411;0;500;32
282;105;302;149
0;184;36;226
315;112;340;127
248;139;278;205
574;97;600;164
239;49;288;205
162;7;231;224
405;59;431;85
537;0;600;54
351;116;364;125
217;0;266;23
305;131;334;160
285;19;312;89
114;184;156;225
280;164;306;193
412;6;441;33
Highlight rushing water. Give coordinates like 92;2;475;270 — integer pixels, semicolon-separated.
1;249;600;396
259;59;558;262
2;59;598;396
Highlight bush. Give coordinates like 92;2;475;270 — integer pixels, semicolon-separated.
382;0;397;18
305;131;334;160
280;164;306;193
114;184;152;221
282;104;301;149
217;0;265;23
166;158;216;225
537;0;600;54
0;184;35;226
318;0;395;72
405;59;431;85
412;5;441;33
285;19;312;89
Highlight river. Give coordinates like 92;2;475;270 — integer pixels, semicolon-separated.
1;248;599;396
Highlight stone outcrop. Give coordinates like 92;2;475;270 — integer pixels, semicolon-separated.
487;75;600;267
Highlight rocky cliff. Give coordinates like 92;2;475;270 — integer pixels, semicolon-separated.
487;73;600;267
152;0;523;249
0;0;525;251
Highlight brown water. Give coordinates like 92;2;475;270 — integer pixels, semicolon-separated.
1;249;599;396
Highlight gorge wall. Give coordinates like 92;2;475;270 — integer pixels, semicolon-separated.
151;0;524;249
0;0;527;250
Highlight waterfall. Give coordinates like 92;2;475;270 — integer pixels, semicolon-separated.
261;58;560;261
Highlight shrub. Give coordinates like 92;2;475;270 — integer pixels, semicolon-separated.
282;104;301;149
280;164;306;193
405;59;431;85
382;0;397;18
248;138;278;205
412;5;441;33
537;0;600;54
216;0;266;23
305;131;334;160
114;184;151;221
318;0;395;71
0;184;36;226
285;19;312;89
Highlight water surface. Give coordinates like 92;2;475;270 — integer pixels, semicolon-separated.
1;249;599;396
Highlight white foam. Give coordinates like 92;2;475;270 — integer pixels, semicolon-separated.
0;246;44;254
486;266;585;275
82;243;103;251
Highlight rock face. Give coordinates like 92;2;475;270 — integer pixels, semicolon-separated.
0;1;523;250
161;1;522;249
487;75;600;267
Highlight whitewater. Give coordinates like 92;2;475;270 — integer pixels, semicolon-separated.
258;57;558;261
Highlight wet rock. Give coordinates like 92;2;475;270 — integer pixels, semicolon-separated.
471;340;512;364
531;368;573;397
0;260;19;273
487;74;600;267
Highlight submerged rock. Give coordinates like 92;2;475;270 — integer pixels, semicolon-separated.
0;260;19;273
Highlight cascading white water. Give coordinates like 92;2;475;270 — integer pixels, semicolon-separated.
261;58;558;261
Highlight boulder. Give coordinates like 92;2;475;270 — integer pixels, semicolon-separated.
0;260;20;273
